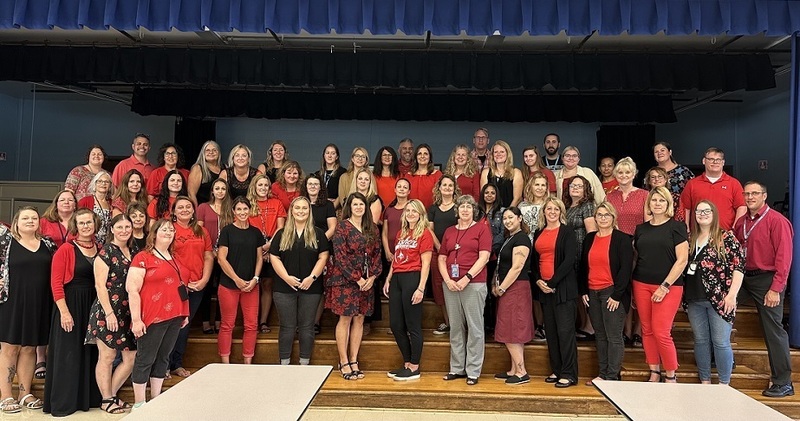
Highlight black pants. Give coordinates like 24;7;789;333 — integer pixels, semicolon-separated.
389;271;424;365
199;264;221;323
541;294;578;382
169;289;203;370
740;271;792;385
132;318;182;384
273;291;321;361
484;260;498;331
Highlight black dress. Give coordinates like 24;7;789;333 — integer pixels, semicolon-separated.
225;167;258;200
488;169;515;208
0;240;53;346
85;244;137;351
196;169;221;204
43;244;101;416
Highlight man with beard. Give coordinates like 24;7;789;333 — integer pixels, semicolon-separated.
112;133;154;187
542;133;563;171
470;128;491;173
398;138;415;176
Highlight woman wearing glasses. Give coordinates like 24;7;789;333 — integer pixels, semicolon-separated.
78;171;114;244
146;144;190;202
651;142;694;223
580;203;633;383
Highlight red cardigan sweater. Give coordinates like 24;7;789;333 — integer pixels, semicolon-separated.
51;242;97;302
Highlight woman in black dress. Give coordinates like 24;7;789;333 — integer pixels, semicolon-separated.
220;144;259;199
187;140;225;205
0;207;57;414
44;208;102;416
86;214;138;413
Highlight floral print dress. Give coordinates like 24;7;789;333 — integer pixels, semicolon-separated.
85;243;137;350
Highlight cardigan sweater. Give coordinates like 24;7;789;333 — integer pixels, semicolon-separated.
579;230;633;312
531;225;579;304
51;241;97;302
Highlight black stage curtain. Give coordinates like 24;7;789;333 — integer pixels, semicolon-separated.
0;46;776;92
132;89;677;123
174;118;216;165
596;125;656;187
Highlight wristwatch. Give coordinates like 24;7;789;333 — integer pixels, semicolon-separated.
312;274;318;281
465;273;474;281
253;276;260;282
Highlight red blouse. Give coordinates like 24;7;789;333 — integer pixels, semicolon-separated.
131;251;190;327
535;227;559;280
270;184;301;211
172;223;212;281
392;229;434;273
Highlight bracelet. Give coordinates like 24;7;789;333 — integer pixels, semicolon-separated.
465;273;474;281
416;288;424;294
498;286;506;294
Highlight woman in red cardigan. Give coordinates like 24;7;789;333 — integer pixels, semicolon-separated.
43;208;102;416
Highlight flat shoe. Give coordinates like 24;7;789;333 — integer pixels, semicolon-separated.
555;379;576;388
443;373;467;381
494;372;512;380
466;377;479;386
544;374;558;383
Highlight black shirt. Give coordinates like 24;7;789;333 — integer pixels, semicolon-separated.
269;227;330;294
684;245;707;302
427;203;458;242
315;167;347;201
311;200;336;233
632;219;688;286
218;224;266;290
497;231;531;282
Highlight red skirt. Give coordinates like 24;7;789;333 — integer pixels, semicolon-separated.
494;280;534;344
325;283;374;317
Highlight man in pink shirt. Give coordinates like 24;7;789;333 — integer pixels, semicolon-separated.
112;133;154;187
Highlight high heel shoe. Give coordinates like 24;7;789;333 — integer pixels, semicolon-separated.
338;362;356;380
647;370;662;383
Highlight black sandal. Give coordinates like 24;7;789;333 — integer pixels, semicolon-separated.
259;323;271;333
647;370;662;382
34;362;46;380
466;377;479;385
443;373;467;381
338;363;356;380
664;374;677;383
101;397;127;414
113;396;131;409
349;361;365;379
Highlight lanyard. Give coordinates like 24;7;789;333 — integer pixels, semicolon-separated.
154;249;183;284
743;207;769;242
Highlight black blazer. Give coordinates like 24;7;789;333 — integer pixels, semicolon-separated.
530;225;579;304
579;230;633;313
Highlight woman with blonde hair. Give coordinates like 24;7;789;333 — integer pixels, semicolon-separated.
270;197;330;365
111;170;147;218
632;186;688;383
427;174;461;335
444;144;481;200
349;168;384;226
338;147;370;202
187;140;225;205
383;199;434;381
480;140;524;208
219;144;259;200
521;146;556;195
245;174;287;334
606;157;649;236
78;171;114;244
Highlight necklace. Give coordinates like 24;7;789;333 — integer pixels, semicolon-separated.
74;239;95;249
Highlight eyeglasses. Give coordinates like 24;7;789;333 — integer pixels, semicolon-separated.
595;213;612;219
743;191;766;197
164;151;178;156
563;154;579;159
648;175;665;180
704;157;724;163
353;154;367;159
473;135;488;140
96;180;111;185
306;182;321;187
569;184;584;189
695;209;713;216
381;153;393;158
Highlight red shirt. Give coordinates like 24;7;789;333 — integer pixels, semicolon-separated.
438;223;492;282
248;199;286;239
606;188;648;236
270;184;300;211
681;172;745;230
733;204;794;292
375;175;398;206
408;170;441;209
383;206;404;253
132;251;190;327
398;161;414;177
455;172;482;201
146;167;190;197
172;223;212;281
535;227;559;280
392;229;434;273
147;196;176;220
602;179;620;194
40;218;69;247
588;234;614;290
112;155;154;188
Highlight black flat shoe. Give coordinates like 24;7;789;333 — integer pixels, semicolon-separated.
494;372;512;380
466;377;479;386
202;327;215;335
544;374;558;383
555;379;576;388
443;373;467;381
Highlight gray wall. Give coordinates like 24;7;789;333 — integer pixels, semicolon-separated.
0;80;792;205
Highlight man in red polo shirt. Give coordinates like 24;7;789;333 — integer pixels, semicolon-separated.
733;181;794;397
680;147;746;230
112;133;154;187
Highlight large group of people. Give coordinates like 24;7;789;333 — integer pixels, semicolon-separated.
0;129;794;416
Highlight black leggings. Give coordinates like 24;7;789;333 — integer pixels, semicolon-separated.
389;271;424;365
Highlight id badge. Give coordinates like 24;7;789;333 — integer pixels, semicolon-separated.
687;262;697;276
450;264;460;278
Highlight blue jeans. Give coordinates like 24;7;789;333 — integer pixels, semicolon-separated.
686;300;733;383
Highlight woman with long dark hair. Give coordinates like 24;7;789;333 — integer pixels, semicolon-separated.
373;146;400;206
301;174;336;333
408;144;441;208
147;170;187;223
65;144;106;201
111;169;147;218
146;143;189;201
315;143;347;209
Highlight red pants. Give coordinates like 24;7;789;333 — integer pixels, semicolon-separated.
217;284;260;358
632;280;682;371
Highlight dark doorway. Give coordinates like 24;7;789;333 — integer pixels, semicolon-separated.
595;125;656;188
174;118;217;168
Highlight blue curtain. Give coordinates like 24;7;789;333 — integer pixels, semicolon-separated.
790;32;800;347
3;0;800;35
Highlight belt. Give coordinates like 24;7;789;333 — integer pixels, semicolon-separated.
744;269;770;276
